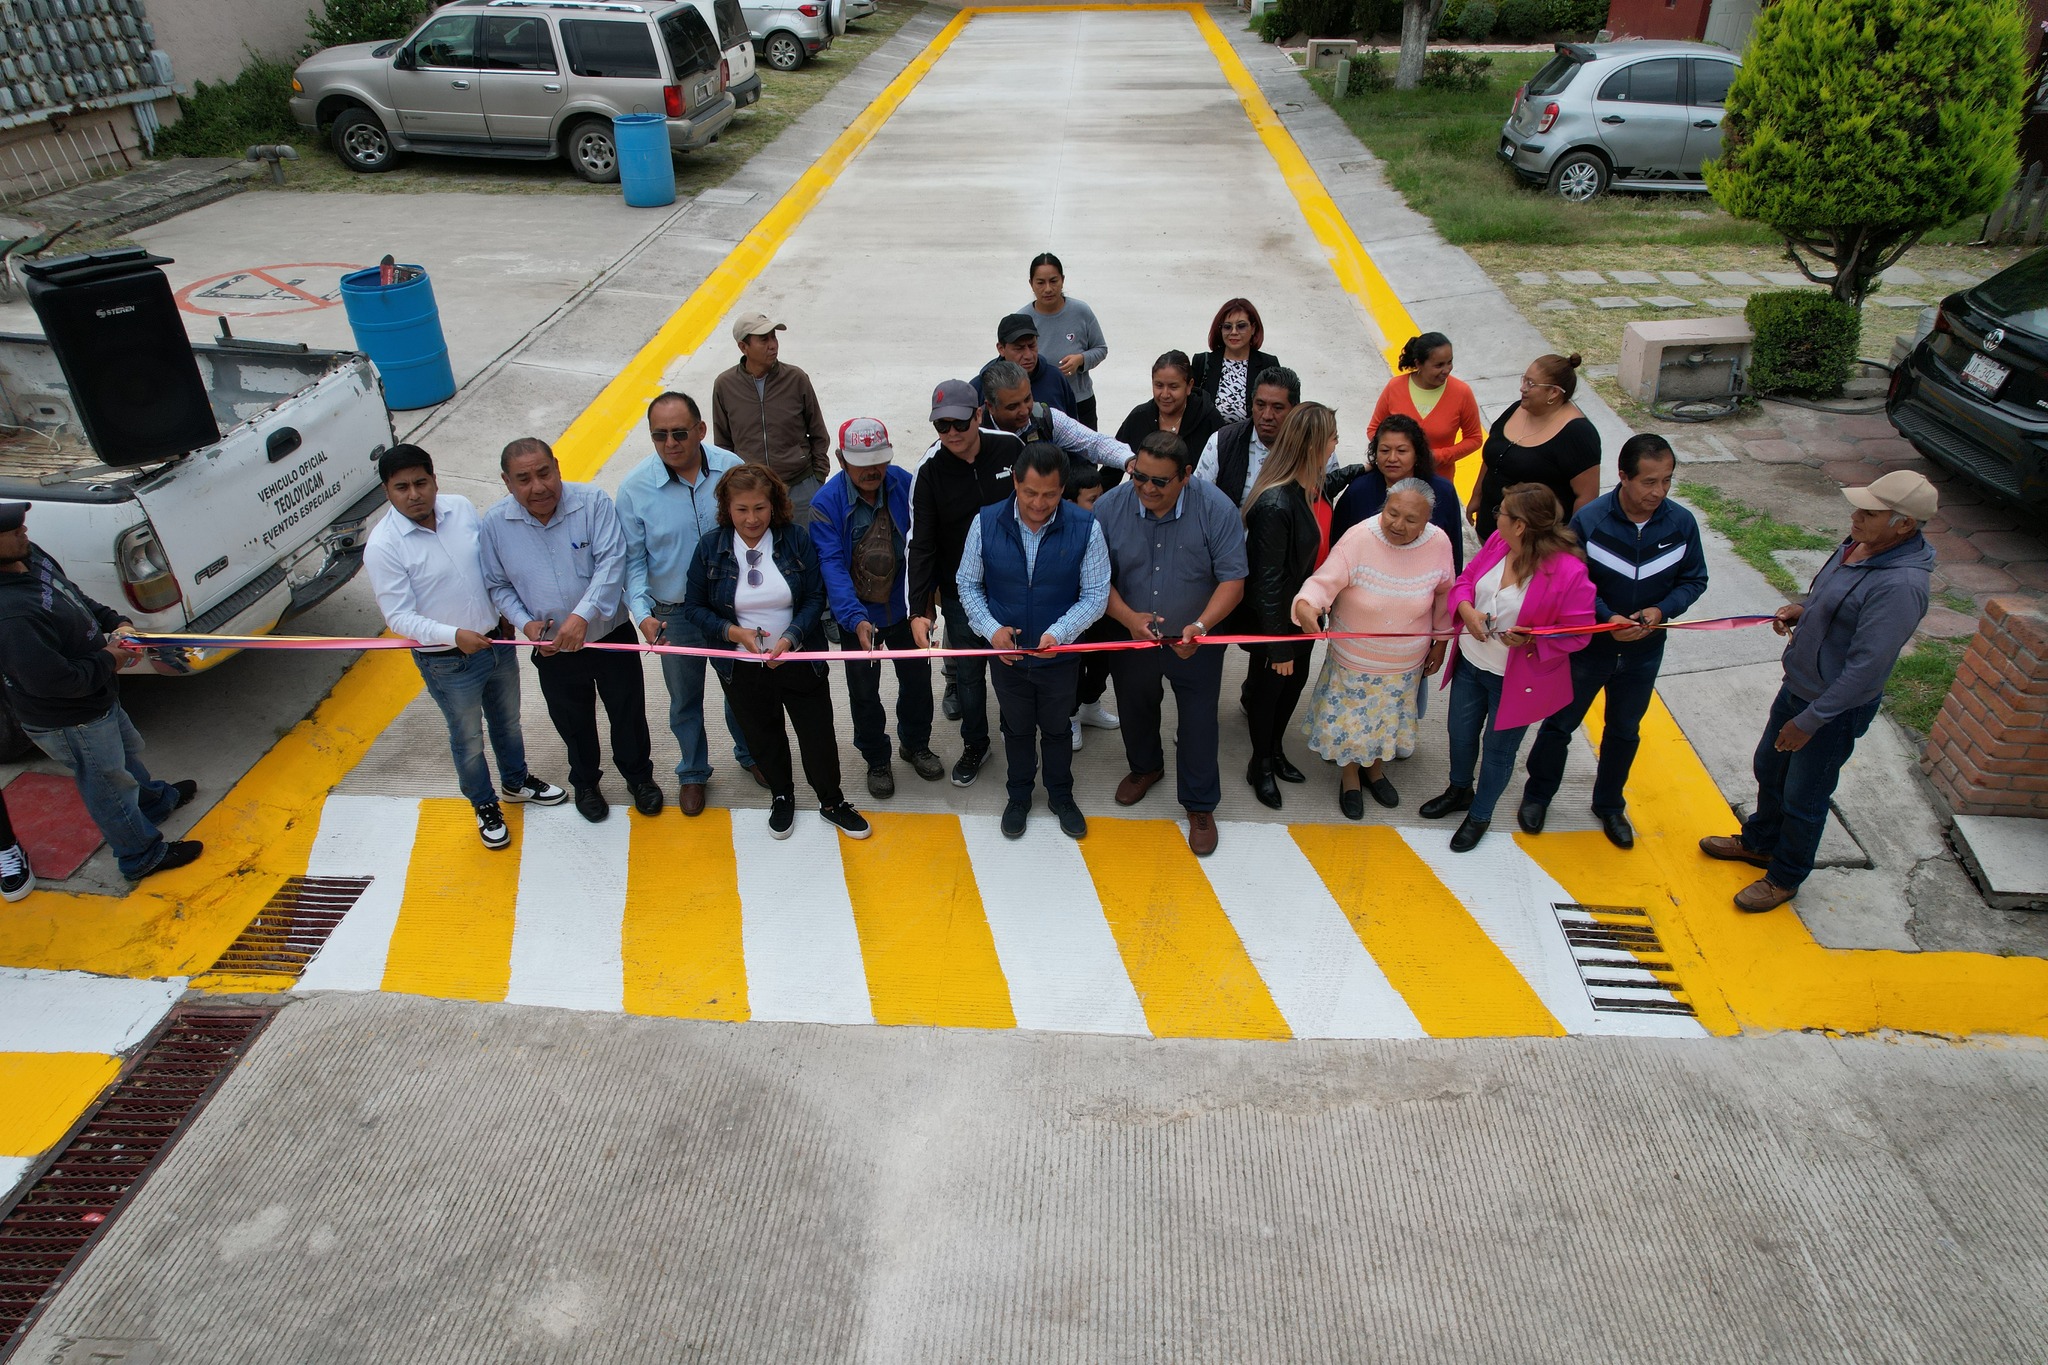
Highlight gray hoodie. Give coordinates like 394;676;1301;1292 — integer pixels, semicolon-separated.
1781;532;1936;732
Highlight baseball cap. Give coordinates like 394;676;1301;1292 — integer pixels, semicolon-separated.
837;417;893;466
997;312;1038;346
1843;469;1938;522
930;379;979;423
731;312;785;343
0;502;25;533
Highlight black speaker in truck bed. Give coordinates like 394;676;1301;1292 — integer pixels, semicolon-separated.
22;248;218;469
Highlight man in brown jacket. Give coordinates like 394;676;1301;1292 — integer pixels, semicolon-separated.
711;312;831;524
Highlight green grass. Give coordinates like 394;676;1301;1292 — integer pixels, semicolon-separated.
153;56;301;158
1306;56;1781;248
1941;590;1979;616
1883;636;1968;735
1679;482;1837;595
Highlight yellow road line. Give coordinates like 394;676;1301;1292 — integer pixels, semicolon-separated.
381;800;521;1002
0;1051;118;1157
839;812;1015;1029
623;808;749;1021
1291;824;1562;1037
1081;819;1291;1040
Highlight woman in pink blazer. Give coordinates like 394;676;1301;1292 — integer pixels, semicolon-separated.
1420;483;1597;852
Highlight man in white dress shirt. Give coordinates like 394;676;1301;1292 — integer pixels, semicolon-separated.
363;445;567;849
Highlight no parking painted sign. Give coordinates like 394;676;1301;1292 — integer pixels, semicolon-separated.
175;262;364;318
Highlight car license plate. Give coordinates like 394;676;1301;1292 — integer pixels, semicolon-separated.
1499;137;1515;160
1962;351;2010;397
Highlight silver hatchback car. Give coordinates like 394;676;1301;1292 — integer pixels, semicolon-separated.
290;0;737;183
1499;40;1740;202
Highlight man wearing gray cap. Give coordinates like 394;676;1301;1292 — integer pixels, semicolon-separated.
712;311;830;525
1701;469;1939;913
0;501;201;882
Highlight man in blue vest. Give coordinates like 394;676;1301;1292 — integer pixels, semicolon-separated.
954;441;1111;840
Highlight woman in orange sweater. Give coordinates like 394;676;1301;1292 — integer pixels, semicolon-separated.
1367;332;1485;470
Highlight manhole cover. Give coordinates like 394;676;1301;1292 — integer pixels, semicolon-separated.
1551;903;1696;1017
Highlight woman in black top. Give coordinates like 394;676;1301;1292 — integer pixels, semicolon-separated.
1471;352;1600;534
1188;298;1280;424
1115;351;1227;488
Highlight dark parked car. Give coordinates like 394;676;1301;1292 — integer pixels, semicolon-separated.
1889;251;2048;512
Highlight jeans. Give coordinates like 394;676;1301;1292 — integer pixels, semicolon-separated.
1244;643;1313;765
1742;683;1879;891
1113;644;1225;812
530;622;655;791
652;603;754;785
1445;656;1530;824
991;657;1080;803
414;646;528;809
25;703;180;878
844;615;934;765
940;593;990;752
720;659;842;804
1522;636;1663;816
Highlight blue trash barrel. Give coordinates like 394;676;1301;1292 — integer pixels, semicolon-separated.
613;112;676;208
337;266;457;410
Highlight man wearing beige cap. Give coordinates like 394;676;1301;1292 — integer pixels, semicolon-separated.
1701;469;1938;912
712;311;830;524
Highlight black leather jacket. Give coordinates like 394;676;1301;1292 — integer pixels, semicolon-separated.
1231;482;1320;662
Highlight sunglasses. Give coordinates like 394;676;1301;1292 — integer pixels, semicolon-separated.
650;427;694;442
1128;471;1178;489
932;418;974;434
745;547;763;587
1221;320;1251;331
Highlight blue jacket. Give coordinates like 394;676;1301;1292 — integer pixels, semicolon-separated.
1781;532;1934;732
973;357;1077;417
975;499;1094;670
811;467;914;632
681;521;830;675
1570;490;1709;635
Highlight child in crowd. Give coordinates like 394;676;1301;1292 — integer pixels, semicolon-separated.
1065;462;1121;751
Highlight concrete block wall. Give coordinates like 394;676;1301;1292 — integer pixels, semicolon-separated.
1923;596;2048;818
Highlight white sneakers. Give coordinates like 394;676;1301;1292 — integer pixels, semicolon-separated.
1071;718;1084;752
1076;701;1120;730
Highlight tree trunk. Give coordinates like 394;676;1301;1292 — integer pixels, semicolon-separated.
1395;0;1431;90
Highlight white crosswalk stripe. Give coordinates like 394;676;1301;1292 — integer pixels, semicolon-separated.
298;794;422;993
734;813;873;1025
509;803;629;1013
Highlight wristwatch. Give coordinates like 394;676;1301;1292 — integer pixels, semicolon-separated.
1191;620;1208;635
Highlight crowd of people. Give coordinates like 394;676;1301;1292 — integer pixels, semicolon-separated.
0;257;1941;916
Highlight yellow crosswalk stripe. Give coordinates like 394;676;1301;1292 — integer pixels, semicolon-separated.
841;813;1015;1030
623;809;749;1022
0;1052;119;1156
1081;820;1291;1040
381;801;522;1002
1290;826;1563;1037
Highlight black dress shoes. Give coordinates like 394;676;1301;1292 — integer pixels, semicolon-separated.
1518;800;1547;834
573;786;608;822
1272;753;1305;784
1339;785;1365;821
1419;785;1473;820
1449;816;1490;853
1247;759;1282;811
1599;810;1636;849
1368;775;1399;808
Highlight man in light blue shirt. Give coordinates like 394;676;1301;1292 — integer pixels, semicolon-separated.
617;391;758;816
955;441;1110;841
479;436;659;823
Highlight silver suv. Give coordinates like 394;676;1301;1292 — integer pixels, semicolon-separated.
290;0;737;183
1499;41;1739;202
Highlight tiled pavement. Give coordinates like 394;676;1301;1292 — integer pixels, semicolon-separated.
1515;263;1973;313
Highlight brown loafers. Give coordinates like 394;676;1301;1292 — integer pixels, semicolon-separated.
1186;810;1217;856
1733;878;1796;913
678;782;706;817
1115;769;1165;806
1699;834;1772;869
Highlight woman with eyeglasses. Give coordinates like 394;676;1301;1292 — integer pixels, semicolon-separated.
1021;253;1109;430
1367;332;1485;473
1188;298;1280;424
685;463;871;842
1470;352;1600;536
1114;350;1227;484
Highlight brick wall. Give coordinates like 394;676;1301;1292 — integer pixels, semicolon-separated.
1923;597;2048;818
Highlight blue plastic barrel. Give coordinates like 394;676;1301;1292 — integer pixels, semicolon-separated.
613;112;676;208
337;266;456;410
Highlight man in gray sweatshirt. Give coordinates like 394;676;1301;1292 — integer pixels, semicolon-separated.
1700;470;1938;912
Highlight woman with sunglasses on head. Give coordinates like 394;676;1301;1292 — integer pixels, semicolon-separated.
1114;350;1227;487
1469;352;1599;536
1368;332;1485;473
1021;253;1109;430
1188;298;1280;425
685;464;871;842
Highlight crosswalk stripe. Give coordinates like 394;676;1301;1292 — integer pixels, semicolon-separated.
623;808;748;1021
841;812;1015;1030
381;800;522;1002
960;818;1150;1036
734;813;872;1025
0;968;183;1053
297;795;421;993
1401;829;1706;1038
1202;823;1425;1039
508;804;629;1013
0;1052;119;1156
1290;826;1563;1037
1080;820;1292;1040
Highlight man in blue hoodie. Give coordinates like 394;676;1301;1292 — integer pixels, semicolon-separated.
1701;469;1938;913
1520;434;1707;849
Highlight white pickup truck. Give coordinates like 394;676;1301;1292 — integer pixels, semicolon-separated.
0;333;392;678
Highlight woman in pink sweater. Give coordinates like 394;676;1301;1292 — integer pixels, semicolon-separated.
1367;332;1486;470
1292;478;1455;819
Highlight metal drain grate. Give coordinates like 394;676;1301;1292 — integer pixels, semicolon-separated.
1551;903;1697;1018
206;876;372;977
0;1007;273;1355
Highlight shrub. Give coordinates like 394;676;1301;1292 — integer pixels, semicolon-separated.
1545;0;1607;31
153;56;300;158
1352;0;1401;33
1421;49;1493;90
1744;290;1861;397
1456;0;1497;40
1274;0;1358;38
307;0;428;49
1436;0;1468;34
1497;0;1547;41
1705;0;2028;307
1255;7;1293;41
1345;46;1391;94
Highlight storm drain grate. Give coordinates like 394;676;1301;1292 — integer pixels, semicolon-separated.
206;876;372;977
0;1007;273;1356
1551;903;1697;1018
